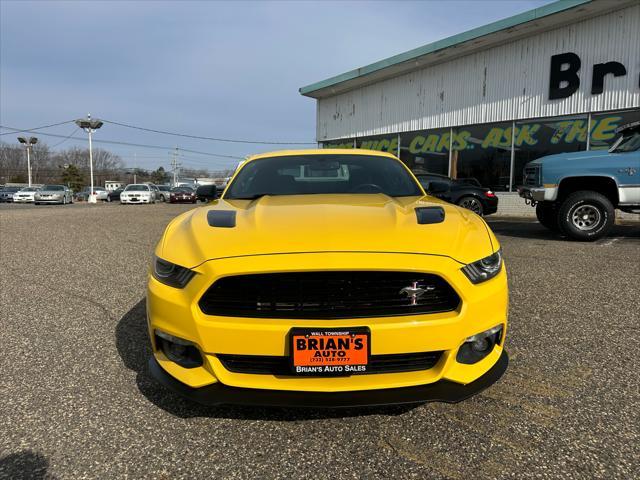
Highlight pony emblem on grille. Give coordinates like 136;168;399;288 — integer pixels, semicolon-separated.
399;282;435;305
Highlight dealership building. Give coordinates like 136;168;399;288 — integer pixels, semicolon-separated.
300;0;639;195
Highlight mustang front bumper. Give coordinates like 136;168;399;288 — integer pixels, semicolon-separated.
147;252;509;405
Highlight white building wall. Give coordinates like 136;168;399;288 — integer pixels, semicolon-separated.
317;5;640;140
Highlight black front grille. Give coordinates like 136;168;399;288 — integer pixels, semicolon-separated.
198;271;460;319
523;166;541;187
217;351;444;375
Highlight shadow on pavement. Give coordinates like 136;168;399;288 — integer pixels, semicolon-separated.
115;299;416;420
0;451;56;480
487;217;640;241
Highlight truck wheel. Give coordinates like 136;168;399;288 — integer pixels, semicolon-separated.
535;203;560;232
557;191;614;241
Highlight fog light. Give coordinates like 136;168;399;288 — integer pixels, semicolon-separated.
456;325;503;365
155;330;203;369
471;337;491;353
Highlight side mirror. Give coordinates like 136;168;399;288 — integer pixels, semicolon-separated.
197;184;217;201
427;180;449;194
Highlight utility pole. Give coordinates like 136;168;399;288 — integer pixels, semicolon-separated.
171;147;180;187
17;137;37;186
133;153;137;183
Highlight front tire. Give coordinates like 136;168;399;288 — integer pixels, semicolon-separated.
457;196;484;215
535;203;560;232
557;191;614;241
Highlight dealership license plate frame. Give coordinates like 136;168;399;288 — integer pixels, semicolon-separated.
289;327;371;377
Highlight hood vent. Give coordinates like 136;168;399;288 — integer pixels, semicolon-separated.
207;210;236;228
415;207;445;224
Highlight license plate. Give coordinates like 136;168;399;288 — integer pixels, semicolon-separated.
289;327;370;376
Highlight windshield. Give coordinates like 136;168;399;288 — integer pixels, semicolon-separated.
612;131;640;153
42;185;64;191
224;154;423;199
158;186;170;191
3;187;21;192
20;187;39;192
124;184;149;192
171;187;193;192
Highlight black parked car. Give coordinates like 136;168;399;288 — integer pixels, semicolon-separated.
107;187;124;202
415;173;498;216
195;184;218;202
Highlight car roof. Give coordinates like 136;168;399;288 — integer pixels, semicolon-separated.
245;148;399;164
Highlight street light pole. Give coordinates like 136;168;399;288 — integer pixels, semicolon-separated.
75;114;103;204
26;144;32;186
17;136;38;187
88;127;94;201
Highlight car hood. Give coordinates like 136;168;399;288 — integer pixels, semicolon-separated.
37;190;64;194
158;194;497;268
527;149;610;167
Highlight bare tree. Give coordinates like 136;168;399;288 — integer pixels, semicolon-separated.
0;143;28;183
1;140;169;188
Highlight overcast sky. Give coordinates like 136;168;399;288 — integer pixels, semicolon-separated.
1;0;551;171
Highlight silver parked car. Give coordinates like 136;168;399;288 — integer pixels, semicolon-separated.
34;185;73;205
156;185;171;202
75;186;108;202
13;186;41;203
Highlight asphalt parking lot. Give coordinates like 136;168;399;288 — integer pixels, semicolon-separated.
1;203;638;479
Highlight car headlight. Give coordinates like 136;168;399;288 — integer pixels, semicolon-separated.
461;249;502;284
152;256;195;288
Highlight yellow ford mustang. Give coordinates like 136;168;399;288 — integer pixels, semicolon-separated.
147;149;508;407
